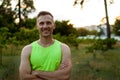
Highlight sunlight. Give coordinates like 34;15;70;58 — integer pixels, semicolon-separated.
29;0;120;28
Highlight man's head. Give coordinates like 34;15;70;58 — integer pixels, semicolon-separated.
36;11;55;37
37;11;54;19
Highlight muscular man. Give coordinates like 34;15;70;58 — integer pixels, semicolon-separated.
19;11;72;80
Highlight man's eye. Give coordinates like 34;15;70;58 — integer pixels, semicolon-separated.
47;22;51;25
39;22;44;25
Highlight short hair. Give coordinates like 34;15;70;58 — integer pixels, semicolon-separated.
37;11;54;19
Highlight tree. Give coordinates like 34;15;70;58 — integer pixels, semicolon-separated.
112;17;120;36
77;27;89;36
54;20;78;36
0;15;8;28
0;0;15;24
14;0;35;27
0;0;35;27
73;0;113;48
21;18;36;29
0;0;35;65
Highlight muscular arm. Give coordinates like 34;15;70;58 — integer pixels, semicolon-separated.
19;45;41;80
32;43;72;80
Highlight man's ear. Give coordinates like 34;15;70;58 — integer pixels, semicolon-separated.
36;21;39;30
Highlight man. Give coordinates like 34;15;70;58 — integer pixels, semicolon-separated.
19;11;72;80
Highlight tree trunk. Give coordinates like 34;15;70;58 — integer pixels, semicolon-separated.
104;0;111;48
18;0;21;28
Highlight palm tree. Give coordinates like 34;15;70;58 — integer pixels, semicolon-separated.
104;0;111;48
74;0;113;48
18;0;21;27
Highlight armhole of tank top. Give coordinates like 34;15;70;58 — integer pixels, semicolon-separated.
31;41;36;55
60;42;62;64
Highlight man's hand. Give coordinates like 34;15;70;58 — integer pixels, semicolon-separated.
32;71;47;80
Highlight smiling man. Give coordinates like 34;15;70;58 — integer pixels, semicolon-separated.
19;11;72;80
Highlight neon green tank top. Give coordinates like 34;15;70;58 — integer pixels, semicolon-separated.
30;40;62;71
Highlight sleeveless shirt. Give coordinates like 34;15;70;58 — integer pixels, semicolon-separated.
30;40;62;71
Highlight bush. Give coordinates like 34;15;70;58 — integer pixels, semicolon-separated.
13;27;39;45
53;33;80;48
86;38;117;52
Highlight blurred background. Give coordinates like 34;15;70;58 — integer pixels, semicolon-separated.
0;0;120;80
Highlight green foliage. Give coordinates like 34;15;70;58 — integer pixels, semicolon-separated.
54;20;78;36
0;0;35;28
71;44;120;80
0;0;15;23
14;0;35;19
0;0;36;47
0;14;18;33
53;33;80;48
86;38;117;52
77;27;89;36
14;27;39;45
0;27;10;47
89;30;99;36
0;27;10;65
112;19;120;36
77;27;100;36
0;15;8;28
21;18;36;29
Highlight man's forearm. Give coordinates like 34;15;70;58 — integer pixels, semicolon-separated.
32;71;56;80
32;69;71;80
32;59;72;80
32;64;71;80
20;73;42;80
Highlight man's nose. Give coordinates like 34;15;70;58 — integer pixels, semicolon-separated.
43;23;48;28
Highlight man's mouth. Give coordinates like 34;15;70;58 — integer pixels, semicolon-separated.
41;27;50;32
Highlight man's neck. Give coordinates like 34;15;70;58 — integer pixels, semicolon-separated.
39;36;54;47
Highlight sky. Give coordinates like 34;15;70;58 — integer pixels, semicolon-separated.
28;0;120;28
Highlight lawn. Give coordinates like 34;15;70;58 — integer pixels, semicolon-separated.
0;42;120;80
71;42;120;80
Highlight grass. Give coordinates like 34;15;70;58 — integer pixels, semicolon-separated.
0;56;20;80
0;44;21;80
71;43;120;80
0;42;120;80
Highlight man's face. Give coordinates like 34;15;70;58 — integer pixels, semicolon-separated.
37;15;55;37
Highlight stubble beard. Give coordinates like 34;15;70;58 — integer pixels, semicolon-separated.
40;27;53;37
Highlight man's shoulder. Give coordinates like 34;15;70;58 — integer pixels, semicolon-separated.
23;40;38;49
60;43;71;59
61;43;70;52
61;43;70;48
23;44;32;50
21;44;32;56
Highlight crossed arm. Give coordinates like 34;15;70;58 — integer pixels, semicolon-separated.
32;58;72;80
19;43;72;80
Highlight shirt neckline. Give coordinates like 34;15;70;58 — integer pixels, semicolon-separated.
36;39;56;49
